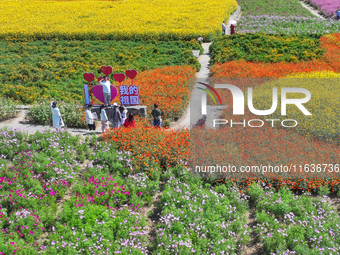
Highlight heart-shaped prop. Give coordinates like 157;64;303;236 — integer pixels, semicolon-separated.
92;85;118;104
83;73;95;83
125;69;138;80
101;66;113;76
113;73;126;83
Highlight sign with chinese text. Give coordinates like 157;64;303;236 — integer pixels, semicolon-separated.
119;85;140;105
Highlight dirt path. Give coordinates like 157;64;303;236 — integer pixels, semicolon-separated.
144;181;165;254
244;209;263;255
0;109;95;136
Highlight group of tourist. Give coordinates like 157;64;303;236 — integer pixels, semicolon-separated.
222;21;236;35
85;103;133;132
50;101;162;132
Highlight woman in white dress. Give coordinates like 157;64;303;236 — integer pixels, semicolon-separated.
51;101;64;131
100;104;108;133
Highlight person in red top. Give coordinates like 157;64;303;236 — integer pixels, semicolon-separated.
230;24;236;35
123;113;136;128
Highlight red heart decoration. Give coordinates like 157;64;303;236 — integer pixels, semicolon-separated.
101;66;113;76
125;69;138;80
113;73;126;83
83;73;95;83
92;85;118;104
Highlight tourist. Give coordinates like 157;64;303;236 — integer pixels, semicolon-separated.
100;104;108;133
123;113;136;128
197;35;203;43
337;7;340;21
109;103;122;129
151;103;161;127
85;104;97;131
51;101;64;132
230;23;237;35
222;21;226;35
100;76;111;106
119;104;128;126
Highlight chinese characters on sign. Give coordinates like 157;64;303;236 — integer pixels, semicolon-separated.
119;85;140;105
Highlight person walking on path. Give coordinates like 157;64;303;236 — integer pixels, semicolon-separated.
101;76;111;106
51;101;64;132
337;7;340;21
119;104;128;126
151;103;161;128
109;103;122;129
222;21;226;35
85;104;97;131
123;113;136;128
100;104;108;133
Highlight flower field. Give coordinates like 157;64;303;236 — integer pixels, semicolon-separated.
237;15;340;35
2;0;340;253
1;130;339;254
210;34;324;64
211;33;340;78
250;75;340;143
236;0;314;16
236;0;340;36
0;39;200;104
0;0;237;40
303;0;339;18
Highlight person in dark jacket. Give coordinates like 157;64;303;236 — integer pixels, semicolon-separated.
151;103;161;127
108;103;122;128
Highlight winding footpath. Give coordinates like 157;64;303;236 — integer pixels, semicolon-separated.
0;109;90;136
171;6;241;130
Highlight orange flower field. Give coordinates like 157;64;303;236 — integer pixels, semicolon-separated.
211;33;340;78
102;119;190;171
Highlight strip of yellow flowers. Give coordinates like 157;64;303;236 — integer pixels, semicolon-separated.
0;0;238;40
251;71;340;144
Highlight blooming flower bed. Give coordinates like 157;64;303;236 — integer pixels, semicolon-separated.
0;0;237;40
250;74;340;144
248;184;340;254
0;39;200;104
210;34;324;64
236;0;314;16
237;15;340;35
211;33;340;78
303;0;340;18
153;168;250;254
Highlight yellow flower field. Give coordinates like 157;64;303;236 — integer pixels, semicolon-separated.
0;0;238;40
250;72;340;144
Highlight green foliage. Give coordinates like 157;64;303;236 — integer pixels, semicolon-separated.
245;183;264;204
317;186;331;196
0;96;18;121
210;33;324;64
